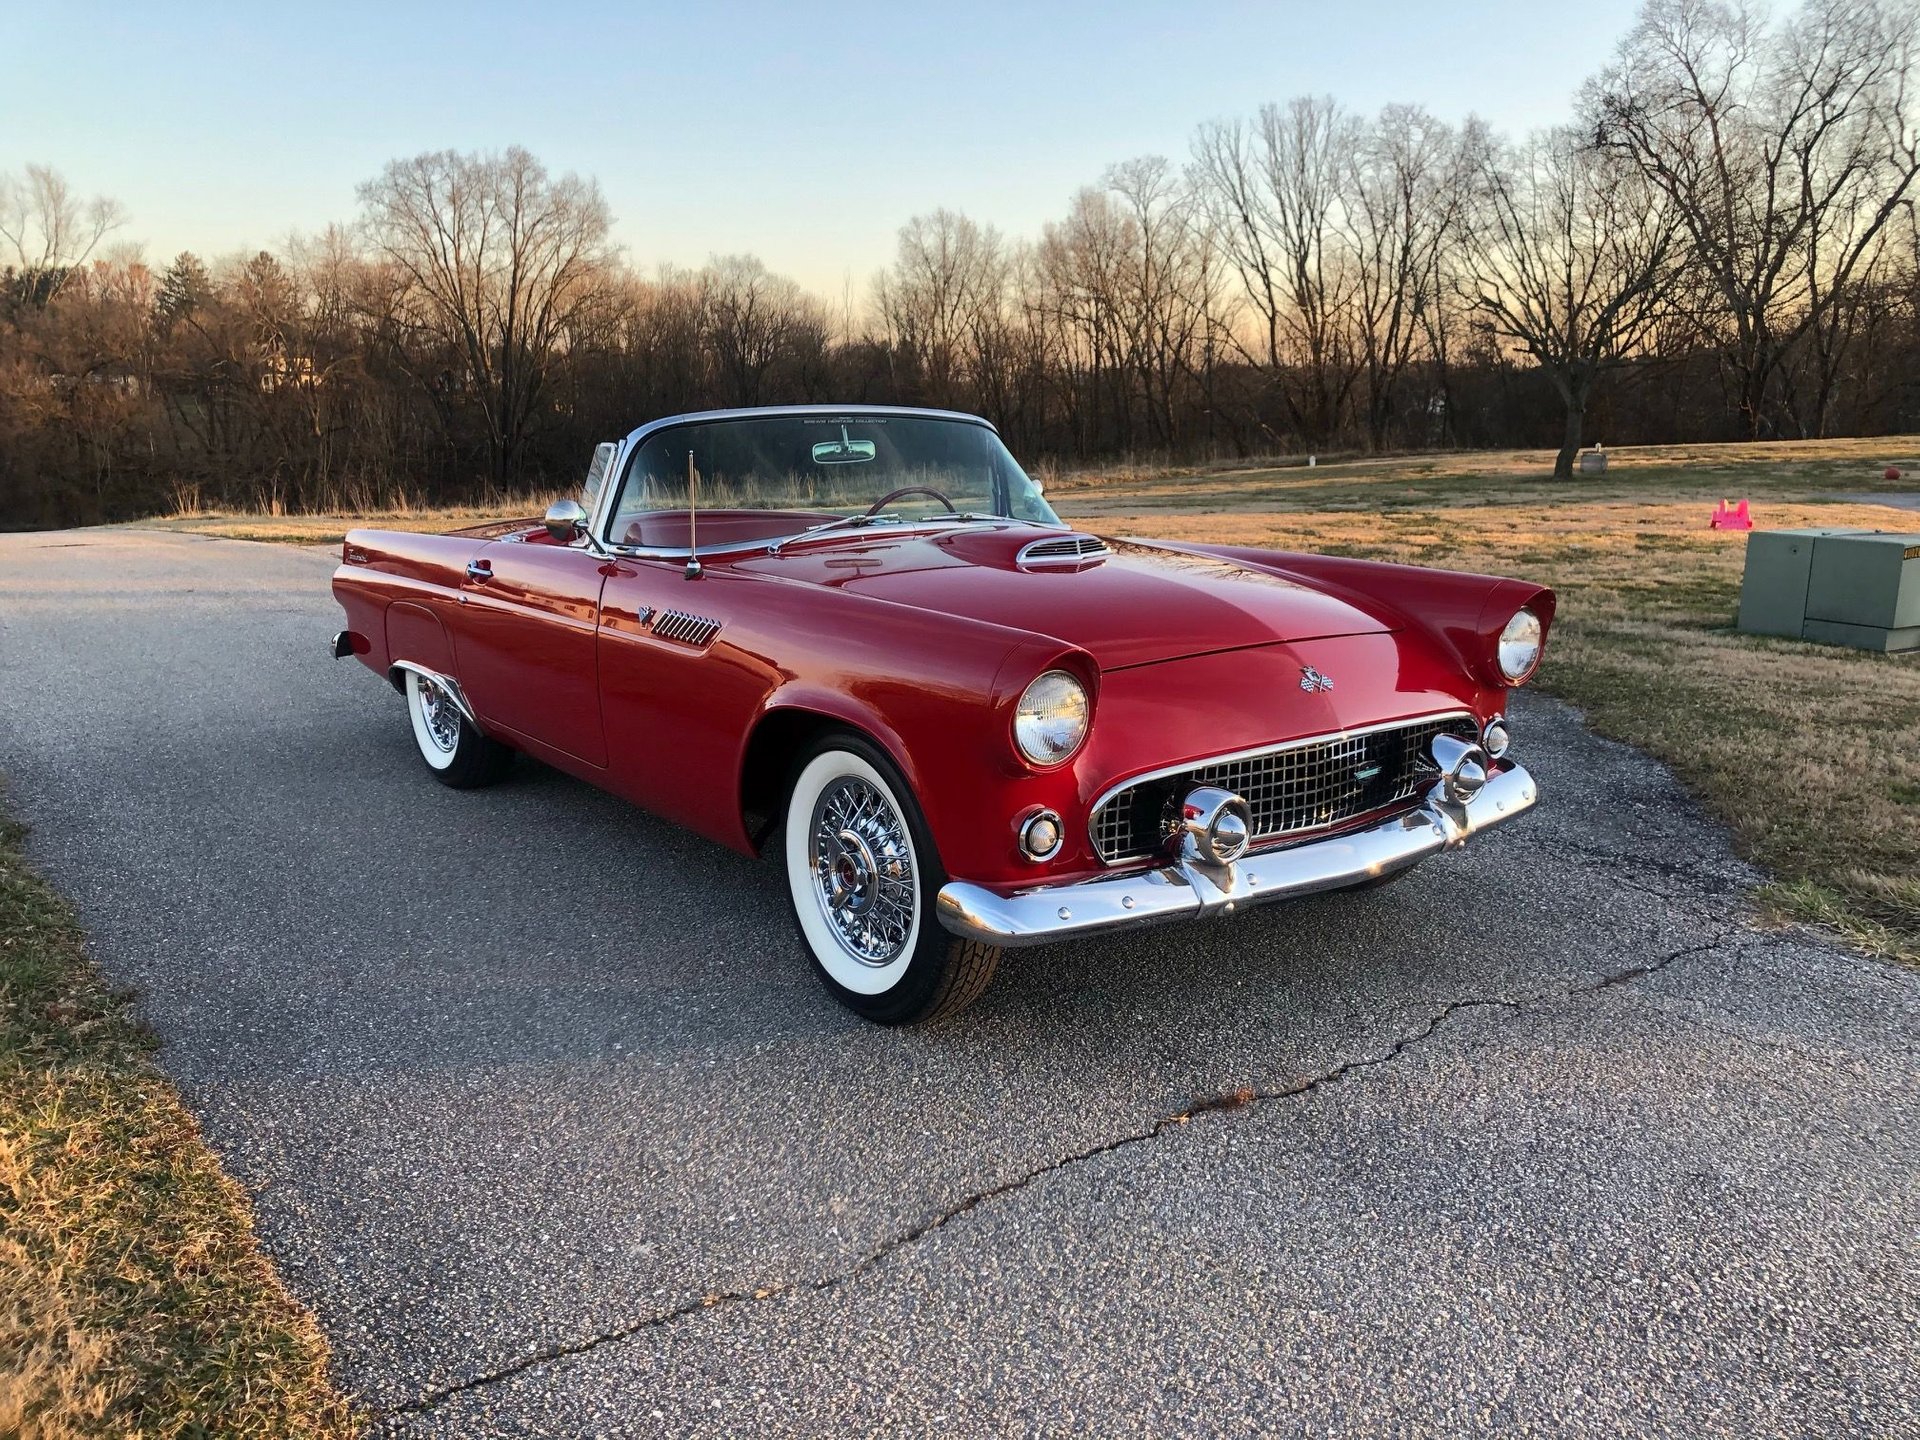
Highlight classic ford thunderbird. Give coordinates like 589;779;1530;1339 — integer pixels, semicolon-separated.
331;406;1552;1022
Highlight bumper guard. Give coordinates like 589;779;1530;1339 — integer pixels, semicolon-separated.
935;760;1537;948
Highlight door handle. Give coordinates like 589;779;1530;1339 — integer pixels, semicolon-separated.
466;559;493;582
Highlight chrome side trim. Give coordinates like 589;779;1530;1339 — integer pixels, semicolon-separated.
387;661;481;730
937;760;1537;948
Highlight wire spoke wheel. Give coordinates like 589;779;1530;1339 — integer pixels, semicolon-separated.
417;677;462;754
808;776;916;965
403;668;512;788
783;738;1000;1022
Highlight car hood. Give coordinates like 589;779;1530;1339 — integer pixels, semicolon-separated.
732;526;1391;669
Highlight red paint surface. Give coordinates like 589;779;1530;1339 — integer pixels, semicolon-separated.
334;516;1553;890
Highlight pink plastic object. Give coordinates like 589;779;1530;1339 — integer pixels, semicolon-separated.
1709;498;1753;530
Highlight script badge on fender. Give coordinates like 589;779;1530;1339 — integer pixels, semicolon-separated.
1299;666;1334;693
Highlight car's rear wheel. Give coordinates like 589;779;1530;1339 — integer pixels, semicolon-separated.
404;670;512;789
783;733;1001;1024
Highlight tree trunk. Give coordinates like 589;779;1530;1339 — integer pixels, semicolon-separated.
1554;393;1585;480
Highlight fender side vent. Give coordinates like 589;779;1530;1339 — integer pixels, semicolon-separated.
652;608;722;647
1017;534;1109;568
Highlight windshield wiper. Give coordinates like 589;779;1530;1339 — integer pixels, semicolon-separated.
766;513;897;554
767;511;1003;556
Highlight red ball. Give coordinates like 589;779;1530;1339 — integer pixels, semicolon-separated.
1886;466;1903;481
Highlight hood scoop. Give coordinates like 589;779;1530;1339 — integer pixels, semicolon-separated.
1015;533;1109;570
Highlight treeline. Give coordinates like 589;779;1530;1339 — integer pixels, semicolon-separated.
5;0;1920;529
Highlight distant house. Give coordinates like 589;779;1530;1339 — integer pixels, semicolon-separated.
260;339;319;392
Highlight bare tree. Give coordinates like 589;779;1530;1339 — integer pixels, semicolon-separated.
357;146;616;484
0;165;126;301
1345;106;1472;448
874;210;1006;405
1192;97;1361;445
1589;0;1920;436
700;254;824;407
1036;186;1135;448
1105;156;1213;447
1459;127;1679;477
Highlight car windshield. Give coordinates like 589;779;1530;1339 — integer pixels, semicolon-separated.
606;412;1060;544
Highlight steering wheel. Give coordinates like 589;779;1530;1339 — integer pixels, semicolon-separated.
864;486;957;518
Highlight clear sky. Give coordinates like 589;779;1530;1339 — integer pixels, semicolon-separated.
3;0;1642;295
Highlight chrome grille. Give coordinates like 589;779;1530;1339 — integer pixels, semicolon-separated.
1089;713;1477;864
1017;534;1109;566
651;608;722;647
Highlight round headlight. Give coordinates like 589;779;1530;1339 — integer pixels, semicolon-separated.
1013;670;1089;765
1497;608;1543;683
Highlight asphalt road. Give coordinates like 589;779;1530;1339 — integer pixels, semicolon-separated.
2;528;1916;1438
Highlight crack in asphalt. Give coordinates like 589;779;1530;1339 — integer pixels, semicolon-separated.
373;937;1727;1427
1556;839;1751;912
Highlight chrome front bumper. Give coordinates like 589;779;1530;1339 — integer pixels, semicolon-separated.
935;761;1538;948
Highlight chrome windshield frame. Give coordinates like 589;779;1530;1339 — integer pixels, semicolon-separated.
586;404;1038;560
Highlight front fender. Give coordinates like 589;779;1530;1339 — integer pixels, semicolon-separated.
1163;543;1556;692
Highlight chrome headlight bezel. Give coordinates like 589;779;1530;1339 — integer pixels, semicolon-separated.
1497;608;1543;683
1013;670;1090;767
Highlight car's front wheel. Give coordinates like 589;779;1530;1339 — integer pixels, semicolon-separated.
404;669;513;789
783;734;1001;1024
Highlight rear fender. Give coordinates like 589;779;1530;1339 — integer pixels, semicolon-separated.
384;601;457;687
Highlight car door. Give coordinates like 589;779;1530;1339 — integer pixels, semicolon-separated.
452;538;611;768
595;556;777;839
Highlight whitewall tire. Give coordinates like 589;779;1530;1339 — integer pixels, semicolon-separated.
403;669;513;789
783;734;1001;1023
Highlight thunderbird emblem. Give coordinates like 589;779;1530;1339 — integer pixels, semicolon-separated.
1299;666;1334;693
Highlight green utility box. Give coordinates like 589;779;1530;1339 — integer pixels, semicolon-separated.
1737;528;1920;652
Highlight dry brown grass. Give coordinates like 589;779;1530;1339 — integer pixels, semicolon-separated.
0;806;357;1438
152;495;561;548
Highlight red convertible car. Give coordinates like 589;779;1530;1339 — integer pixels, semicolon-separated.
331;406;1552;1022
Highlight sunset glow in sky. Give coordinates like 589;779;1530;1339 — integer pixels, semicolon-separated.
5;0;1642;293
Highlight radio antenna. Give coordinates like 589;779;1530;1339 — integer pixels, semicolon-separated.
684;448;702;579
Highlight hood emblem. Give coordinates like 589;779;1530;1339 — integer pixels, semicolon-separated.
1299;666;1334;693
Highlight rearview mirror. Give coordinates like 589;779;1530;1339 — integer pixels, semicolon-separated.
812;426;876;465
544;498;589;542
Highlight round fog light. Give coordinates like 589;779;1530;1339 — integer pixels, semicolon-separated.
1181;786;1253;865
1019;810;1063;861
1431;734;1492;805
1448;757;1488;803
1482;720;1511;758
1209;807;1250;862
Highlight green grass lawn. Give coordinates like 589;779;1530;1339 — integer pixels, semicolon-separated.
0;804;356;1439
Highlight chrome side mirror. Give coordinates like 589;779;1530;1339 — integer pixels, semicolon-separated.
544;498;589;543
